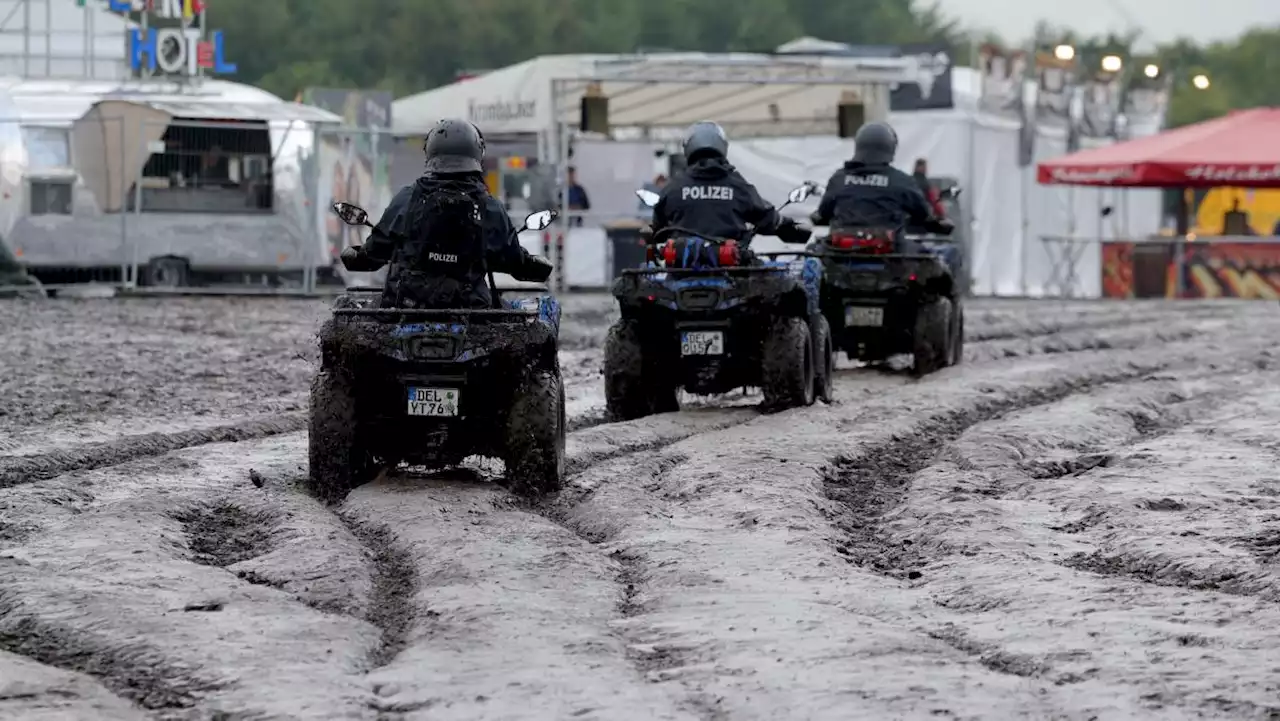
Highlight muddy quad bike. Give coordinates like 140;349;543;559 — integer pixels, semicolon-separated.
813;186;966;376
308;202;565;502
604;184;832;422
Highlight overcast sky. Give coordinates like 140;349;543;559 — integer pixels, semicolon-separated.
936;0;1280;45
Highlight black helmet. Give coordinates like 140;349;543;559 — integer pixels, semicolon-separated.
853;122;898;165
423;119;485;174
683;121;729;163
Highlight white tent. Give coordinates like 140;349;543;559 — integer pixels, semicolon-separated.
392;52;926;141
730;67;1163;297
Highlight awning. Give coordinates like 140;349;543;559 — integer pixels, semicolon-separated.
1037;108;1280;188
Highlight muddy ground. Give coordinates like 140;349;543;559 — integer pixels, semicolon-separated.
2;294;1279;720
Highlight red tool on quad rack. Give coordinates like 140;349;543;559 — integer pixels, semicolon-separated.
660;237;742;268
828;229;895;254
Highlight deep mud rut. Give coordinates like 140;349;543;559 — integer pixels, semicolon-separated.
3;295;1280;719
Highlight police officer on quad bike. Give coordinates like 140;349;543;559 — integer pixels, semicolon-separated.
340;118;552;308
649;121;811;255
809;121;953;248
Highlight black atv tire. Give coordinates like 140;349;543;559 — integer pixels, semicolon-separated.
762;317;815;410
912;296;953;377
308;369;373;502
604;320;677;421
947;297;965;366
811;313;835;403
504;369;566;496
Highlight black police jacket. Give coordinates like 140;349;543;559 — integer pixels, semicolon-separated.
346;173;545;308
651;158;783;244
812;161;937;233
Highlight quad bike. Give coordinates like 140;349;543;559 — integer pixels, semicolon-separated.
308;202;565;501
810;186;966;376
604;183;833;422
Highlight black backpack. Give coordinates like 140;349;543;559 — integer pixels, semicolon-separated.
386;180;492;308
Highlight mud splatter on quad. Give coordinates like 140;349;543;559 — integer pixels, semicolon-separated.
308;290;565;501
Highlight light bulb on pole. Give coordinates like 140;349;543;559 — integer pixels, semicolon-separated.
1193;74;1210;90
1144;64;1160;78
1054;44;1076;62
1101;55;1123;73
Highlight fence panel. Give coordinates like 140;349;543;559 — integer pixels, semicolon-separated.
109;117;318;293
310;126;395;290
0;115;132;294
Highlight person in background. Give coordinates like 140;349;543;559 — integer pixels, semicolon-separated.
912;157;946;218
1223;197;1254;235
639;173;667;214
565;166;590;227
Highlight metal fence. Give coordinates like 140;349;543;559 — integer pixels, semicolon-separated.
0;117;646;298
0;117;403;297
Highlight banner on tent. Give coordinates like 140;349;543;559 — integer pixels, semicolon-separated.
1124;74;1172;126
890;43;954;111
1080;74;1122;139
1033;50;1073;125
977;45;1027;116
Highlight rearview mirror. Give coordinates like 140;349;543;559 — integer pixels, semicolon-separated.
787;184;814;204
332;201;369;227
523;210;557;231
635;188;660;208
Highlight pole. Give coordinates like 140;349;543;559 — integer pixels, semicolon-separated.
118;118;128;288
82;0;89;77
22;0;30;77
130;118;146;288
44;0;50;76
962;33;977;293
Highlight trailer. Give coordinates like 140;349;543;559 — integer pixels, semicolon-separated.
0;77;344;292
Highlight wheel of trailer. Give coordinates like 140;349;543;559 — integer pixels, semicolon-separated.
811;313;835;403
911;296;953;377
308;369;373;502
504;368;565;496
604;320;677;421
143;256;189;288
762;316;815;411
947;297;965;367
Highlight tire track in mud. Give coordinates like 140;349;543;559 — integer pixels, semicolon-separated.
0;299;1211;489
870;361;1280;717
963;302;1234;343
2;300;1272;719
530;314;1280;720
0;414;308;488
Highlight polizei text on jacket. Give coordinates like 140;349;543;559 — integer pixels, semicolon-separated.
681;186;735;200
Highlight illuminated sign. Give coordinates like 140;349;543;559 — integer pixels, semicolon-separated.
128;28;236;75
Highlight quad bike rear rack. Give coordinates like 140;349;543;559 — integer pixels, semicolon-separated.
621;251;821;276
336;286;540;319
333;308;539;318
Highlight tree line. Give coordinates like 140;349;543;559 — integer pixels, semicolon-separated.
204;0;1278;128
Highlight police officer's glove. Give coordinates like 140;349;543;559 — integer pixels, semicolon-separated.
340;245;383;272
514;254;553;283
339;245;365;271
927;218;956;235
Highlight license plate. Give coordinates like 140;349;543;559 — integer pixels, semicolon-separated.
845;306;884;327
681;330;724;355
406;387;460;417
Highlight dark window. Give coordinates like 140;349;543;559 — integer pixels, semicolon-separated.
30;178;73;215
134;118;274;213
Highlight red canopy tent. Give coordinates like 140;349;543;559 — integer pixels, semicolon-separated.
1037;108;1280;188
